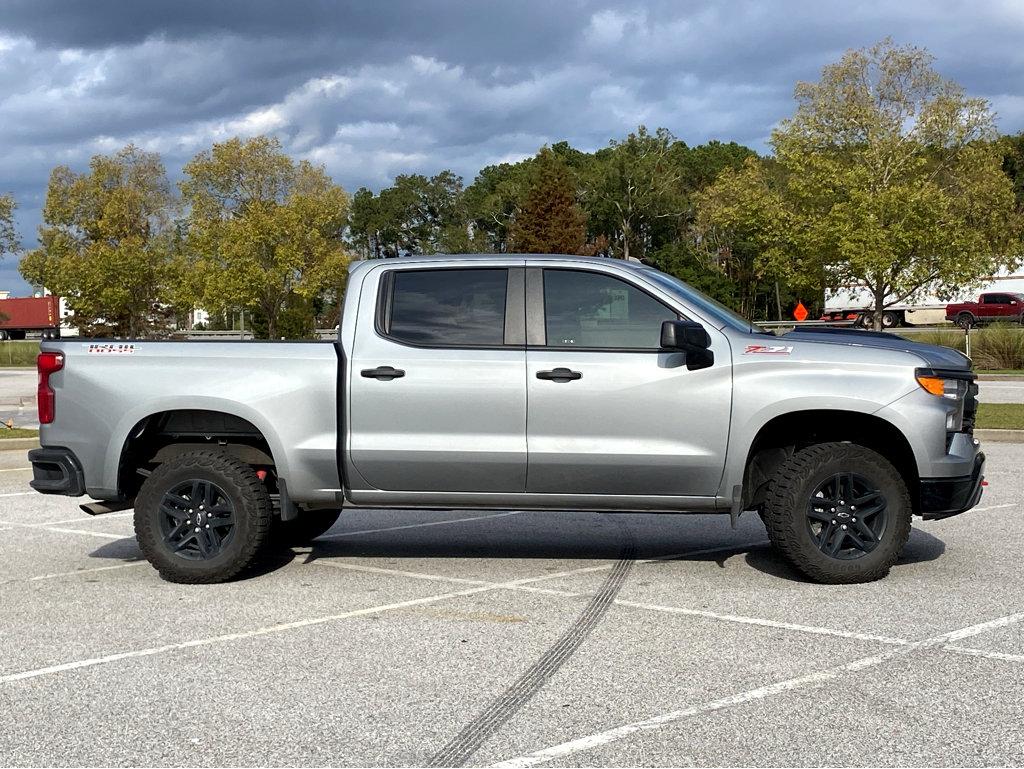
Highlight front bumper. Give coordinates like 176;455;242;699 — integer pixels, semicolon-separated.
28;447;86;496
919;452;985;520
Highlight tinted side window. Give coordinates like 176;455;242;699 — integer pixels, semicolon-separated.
985;294;1009;305
387;269;507;346
542;269;676;349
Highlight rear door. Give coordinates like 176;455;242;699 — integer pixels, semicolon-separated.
524;266;732;497
348;265;528;492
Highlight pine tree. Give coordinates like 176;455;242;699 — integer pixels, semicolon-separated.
510;148;586;254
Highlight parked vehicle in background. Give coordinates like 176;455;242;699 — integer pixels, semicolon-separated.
945;292;1024;328
29;254;985;586
0;296;61;340
822;270;1024;327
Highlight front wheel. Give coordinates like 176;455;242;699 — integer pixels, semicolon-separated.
134;450;272;583
762;442;911;584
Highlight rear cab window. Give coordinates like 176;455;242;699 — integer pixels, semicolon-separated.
379;268;509;347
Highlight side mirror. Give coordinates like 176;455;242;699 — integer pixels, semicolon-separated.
661;320;714;370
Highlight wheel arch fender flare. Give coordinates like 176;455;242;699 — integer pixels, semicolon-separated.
729;401;920;508
104;396;290;497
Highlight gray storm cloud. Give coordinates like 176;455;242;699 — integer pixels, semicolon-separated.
1;0;1023;292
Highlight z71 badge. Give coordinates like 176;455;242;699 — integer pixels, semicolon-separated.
744;344;793;355
85;343;136;355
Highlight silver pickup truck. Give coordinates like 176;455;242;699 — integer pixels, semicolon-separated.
29;254;984;585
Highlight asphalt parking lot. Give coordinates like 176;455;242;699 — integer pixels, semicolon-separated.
1;442;1023;767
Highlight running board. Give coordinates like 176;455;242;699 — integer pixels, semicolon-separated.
80;500;133;516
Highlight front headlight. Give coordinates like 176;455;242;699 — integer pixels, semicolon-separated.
915;372;968;400
916;369;971;433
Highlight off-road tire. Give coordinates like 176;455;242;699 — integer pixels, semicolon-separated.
762;442;912;584
134;450;272;584
273;508;342;547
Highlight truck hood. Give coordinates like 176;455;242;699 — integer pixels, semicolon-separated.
781;327;972;370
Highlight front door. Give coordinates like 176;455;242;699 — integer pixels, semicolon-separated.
349;265;527;493
525;267;732;497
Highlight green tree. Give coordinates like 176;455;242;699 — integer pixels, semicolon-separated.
180;136;350;339
510;148;587;254
0;194;18;259
18;146;179;336
698;40;1023;329
1001;132;1024;208
585;126;689;260
464;161;532;253
347;171;474;257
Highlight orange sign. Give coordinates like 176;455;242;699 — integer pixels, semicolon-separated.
793;302;808;322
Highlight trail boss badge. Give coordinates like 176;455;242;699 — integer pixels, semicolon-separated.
85;343;136;355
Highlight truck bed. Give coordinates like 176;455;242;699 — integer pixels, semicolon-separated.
38;339;342;504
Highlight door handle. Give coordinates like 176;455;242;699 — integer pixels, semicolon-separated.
361;365;405;381
536;367;582;382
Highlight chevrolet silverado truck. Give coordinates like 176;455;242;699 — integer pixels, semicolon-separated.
946;292;1024;328
28;254;985;585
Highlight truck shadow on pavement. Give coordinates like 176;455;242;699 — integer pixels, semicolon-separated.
744;527;946;581
300;513;947;584
83;514;946;584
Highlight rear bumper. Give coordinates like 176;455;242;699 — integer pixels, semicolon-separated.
919;452;985;520
28;447;86;496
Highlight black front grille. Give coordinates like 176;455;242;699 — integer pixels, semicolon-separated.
962;380;979;434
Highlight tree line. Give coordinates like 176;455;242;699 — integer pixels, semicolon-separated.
1;39;1022;337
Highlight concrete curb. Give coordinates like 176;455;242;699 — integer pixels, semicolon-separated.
975;428;1024;443
0;438;39;452
977;374;1024;381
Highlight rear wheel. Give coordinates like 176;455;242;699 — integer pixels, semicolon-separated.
762;442;911;584
134;450;272;583
880;311;900;328
273;508;342;547
955;312;976;329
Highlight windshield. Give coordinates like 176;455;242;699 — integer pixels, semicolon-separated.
640;267;766;334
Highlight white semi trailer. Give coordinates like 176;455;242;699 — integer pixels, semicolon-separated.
822;270;1024;327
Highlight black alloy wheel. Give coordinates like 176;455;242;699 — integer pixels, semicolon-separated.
159;479;236;560
806;472;888;560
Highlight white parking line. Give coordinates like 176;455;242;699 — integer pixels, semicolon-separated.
3;521;127;540
313;560;572;597
0;539;762;685
0;467;31;473
0;561;647;685
970;503;1017;513
319;510;525;539
19;511;133;528
0;491;34;498
316;558;1021;666
29;561;147;582
490;612;1024;768
944;645;1024;663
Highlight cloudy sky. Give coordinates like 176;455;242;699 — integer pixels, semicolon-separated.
2;0;1024;293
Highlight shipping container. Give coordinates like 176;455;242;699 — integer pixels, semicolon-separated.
0;296;61;339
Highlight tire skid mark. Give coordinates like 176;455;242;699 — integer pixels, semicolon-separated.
427;526;637;767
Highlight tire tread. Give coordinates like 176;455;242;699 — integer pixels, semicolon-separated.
762;442;912;584
134;450;271;584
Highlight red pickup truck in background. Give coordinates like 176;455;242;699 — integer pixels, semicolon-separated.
946;292;1024;328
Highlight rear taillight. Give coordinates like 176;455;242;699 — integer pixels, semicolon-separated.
37;352;63;424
